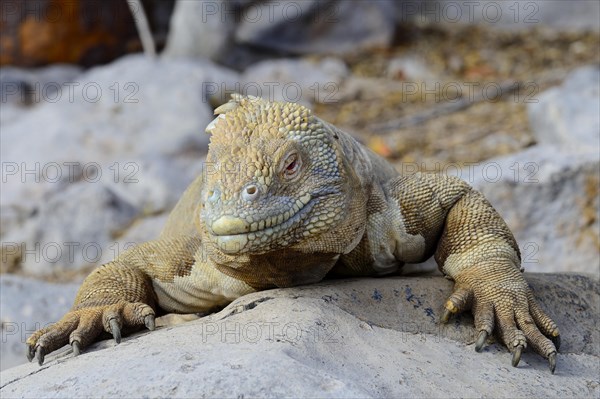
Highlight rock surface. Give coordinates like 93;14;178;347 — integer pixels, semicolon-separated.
234;1;396;56
528;65;600;151
404;138;600;277
1;274;598;398
164;0;397;67
469;145;599;276
0;65;82;106
0;275;79;371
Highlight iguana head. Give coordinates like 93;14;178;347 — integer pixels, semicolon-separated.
199;94;359;256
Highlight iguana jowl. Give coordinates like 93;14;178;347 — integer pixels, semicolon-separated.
26;94;560;372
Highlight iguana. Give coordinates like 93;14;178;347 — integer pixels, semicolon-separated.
26;94;560;372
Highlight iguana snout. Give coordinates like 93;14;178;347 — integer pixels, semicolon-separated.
210;215;250;235
202;188;314;254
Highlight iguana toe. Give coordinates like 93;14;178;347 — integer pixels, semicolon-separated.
440;284;474;324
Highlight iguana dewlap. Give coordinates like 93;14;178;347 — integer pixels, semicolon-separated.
26;94;560;372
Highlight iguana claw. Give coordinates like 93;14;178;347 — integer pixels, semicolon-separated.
548;352;557;374
72;341;81;357
511;345;523;368
35;346;45;366
144;314;155;331
109;319;121;344
475;330;488;352
26;344;35;362
440;309;452;324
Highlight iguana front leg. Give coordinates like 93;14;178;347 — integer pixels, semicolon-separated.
385;172;560;372
25;236;200;365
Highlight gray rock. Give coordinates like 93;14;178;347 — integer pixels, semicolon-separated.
4;183;139;276
0;275;79;371
241;57;348;105
235;1;396;55
0;65;83;127
0;65;82;107
484;66;599;276
164;0;397;66
0;55;236;275
528;65;600;150
467;145;599;276
1;275;598;397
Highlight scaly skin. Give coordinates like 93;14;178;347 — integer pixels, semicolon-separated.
26;95;560;372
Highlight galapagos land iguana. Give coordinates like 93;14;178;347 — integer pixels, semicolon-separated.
26;94;560;373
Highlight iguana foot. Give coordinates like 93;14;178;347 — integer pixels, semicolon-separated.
440;278;560;373
26;302;155;365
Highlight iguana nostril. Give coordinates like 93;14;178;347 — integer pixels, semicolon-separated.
207;189;220;203
242;184;259;201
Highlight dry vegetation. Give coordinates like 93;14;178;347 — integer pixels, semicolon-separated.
313;24;600;169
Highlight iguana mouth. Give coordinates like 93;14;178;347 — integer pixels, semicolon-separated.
205;187;340;254
210;198;316;254
209;193;311;237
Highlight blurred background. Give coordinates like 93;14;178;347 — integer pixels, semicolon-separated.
0;0;599;370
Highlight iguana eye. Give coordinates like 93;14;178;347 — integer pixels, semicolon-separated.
286;160;297;171
281;152;301;179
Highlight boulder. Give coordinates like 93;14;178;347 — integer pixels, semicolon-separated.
234;1;396;56
0;65;82;127
164;0;397;67
1;275;598;398
528;65;600;151
0;65;82;106
3;183;139;276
